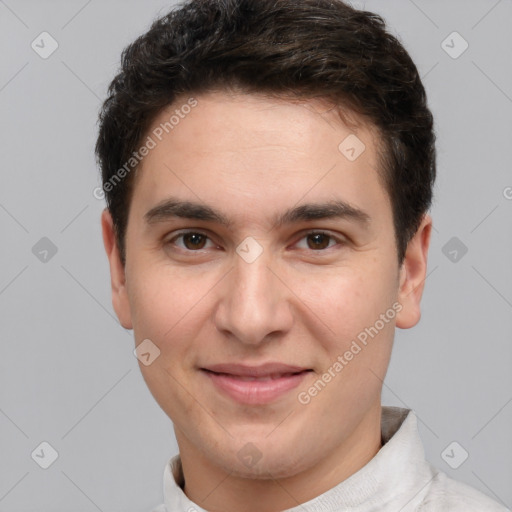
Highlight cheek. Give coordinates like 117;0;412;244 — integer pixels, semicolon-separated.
304;263;398;342
300;263;398;400
127;264;203;339
128;266;219;400
130;270;205;416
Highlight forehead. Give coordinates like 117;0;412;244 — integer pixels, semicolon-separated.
148;91;376;151
130;91;390;228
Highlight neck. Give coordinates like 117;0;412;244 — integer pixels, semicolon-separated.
175;404;383;512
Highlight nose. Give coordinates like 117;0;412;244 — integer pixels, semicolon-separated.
213;246;293;346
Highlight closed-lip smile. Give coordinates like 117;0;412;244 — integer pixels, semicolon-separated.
200;363;313;404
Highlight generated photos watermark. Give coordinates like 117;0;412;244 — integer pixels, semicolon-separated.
297;301;403;405
93;97;198;200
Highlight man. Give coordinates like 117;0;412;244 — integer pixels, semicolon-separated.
95;0;508;510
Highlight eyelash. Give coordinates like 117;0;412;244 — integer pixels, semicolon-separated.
165;230;346;254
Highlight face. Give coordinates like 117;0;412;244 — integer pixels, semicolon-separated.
102;91;431;481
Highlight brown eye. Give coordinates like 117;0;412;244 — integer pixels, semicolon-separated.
166;231;214;252
295;231;342;251
306;232;332;250
182;232;207;250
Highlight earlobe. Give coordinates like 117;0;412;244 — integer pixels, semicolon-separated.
101;208;133;330
395;214;432;329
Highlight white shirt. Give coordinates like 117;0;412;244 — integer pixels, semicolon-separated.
151;406;509;511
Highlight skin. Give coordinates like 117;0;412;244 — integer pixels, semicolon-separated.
102;91;432;512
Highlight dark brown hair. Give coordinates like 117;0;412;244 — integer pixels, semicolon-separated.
95;0;436;266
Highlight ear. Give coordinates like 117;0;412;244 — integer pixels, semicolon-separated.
396;214;432;329
101;208;133;329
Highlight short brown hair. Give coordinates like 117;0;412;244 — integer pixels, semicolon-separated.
95;0;436;266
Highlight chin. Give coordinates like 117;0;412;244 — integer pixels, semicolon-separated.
213;443;311;480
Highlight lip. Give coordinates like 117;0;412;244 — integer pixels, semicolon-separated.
200;363;312;405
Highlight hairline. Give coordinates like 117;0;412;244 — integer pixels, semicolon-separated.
116;88;401;265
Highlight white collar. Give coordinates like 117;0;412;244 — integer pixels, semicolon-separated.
161;406;434;511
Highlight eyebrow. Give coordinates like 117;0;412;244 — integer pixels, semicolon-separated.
144;196;371;229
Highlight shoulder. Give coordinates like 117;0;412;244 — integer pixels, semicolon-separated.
418;469;509;511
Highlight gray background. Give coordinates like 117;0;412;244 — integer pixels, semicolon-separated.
1;0;511;510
